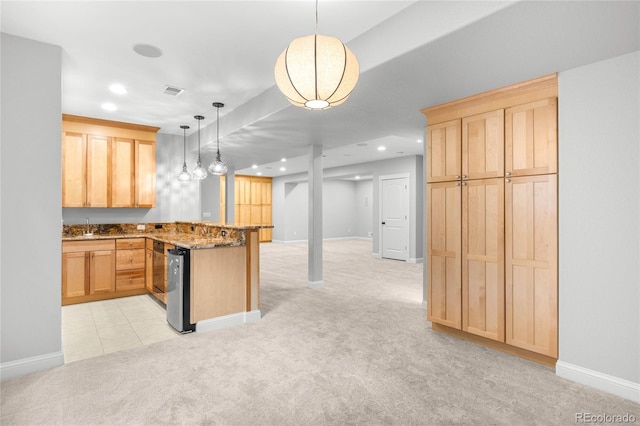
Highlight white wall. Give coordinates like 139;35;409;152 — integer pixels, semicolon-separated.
557;51;639;396
272;155;423;256
62;133;201;224
1;34;64;378
355;180;373;238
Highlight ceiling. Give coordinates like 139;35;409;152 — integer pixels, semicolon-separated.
2;1;638;178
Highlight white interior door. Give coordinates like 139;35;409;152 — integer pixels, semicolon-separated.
381;176;409;261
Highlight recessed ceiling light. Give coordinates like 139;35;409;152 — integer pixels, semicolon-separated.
279;167;286;172
252;164;258;169
377;146;386;151
109;84;127;95
280;158;287;162
355;175;360;179
133;43;163;58
257;172;262;176
101;102;117;111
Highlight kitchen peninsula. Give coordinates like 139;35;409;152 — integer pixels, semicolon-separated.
62;221;270;332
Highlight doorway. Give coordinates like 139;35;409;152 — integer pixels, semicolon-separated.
379;174;410;261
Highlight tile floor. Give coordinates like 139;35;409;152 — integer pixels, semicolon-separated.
61;294;181;363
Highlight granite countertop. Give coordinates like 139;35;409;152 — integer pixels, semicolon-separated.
62;232;243;249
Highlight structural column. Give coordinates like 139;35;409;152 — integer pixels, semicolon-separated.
308;144;323;288
224;167;235;223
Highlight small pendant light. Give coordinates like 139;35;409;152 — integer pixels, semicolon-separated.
177;125;192;182
208;102;228;176
192;115;207;180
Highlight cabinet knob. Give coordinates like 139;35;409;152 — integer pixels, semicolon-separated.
506;178;511;183
506;172;512;177
462;175;467;180
455;175;460;179
455;182;461;187
462;182;467;186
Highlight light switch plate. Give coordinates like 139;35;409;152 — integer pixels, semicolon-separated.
137;224;145;230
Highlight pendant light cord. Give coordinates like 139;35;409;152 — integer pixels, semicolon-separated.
197;119;201;159
216;106;220;155
183;127;187;164
315;0;318;34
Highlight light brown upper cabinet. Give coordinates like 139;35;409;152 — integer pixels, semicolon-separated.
426;119;461;183
62;132;110;207
505;98;557;177
505;174;558;358
462;109;504;180
62;115;159;208
426;181;462;329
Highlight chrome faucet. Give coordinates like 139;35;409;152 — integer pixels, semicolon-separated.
85;217;91;235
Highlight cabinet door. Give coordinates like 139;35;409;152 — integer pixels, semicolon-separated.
462;178;504;341
135;140;156;208
62;132;87;207
86;134;110;207
145;248;153;292
462;110;504;180
62;252;88;298
427;119;461;183
427;181;461;329
505;174;557;357
111;138;135;207
89;250;115;294
505;98;557;177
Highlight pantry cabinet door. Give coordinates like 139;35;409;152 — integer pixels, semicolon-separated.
462;110;504;180
505;98;557;177
505;174;558;357
427;119;461;183
427;181;462;329
462;178;504;341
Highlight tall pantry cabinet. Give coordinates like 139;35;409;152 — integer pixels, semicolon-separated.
422;74;558;364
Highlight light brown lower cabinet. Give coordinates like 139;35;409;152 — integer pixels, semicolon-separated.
427;174;557;361
62;240;116;303
462;178;504;342
426;181;462;329
505;174;558;358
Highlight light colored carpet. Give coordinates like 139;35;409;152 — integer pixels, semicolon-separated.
1;240;638;425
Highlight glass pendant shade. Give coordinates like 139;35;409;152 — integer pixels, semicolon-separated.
208;102;228;176
192;115;207;180
178;163;192;182
274;34;359;110
192;158;208;180
177;125;192;182
209;152;228;176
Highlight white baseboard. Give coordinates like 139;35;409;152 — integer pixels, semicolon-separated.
372;252;381;258
408;257;424;264
556;360;640;403
196;310;262;334
307;280;324;289
1;351;64;382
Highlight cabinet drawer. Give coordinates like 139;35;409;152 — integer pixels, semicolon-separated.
63;239;115;253
116;269;145;290
116;238;145;249
116;248;145;270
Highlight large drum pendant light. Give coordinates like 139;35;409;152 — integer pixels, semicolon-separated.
274;0;359;110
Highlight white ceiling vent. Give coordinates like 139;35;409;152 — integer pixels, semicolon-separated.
163;85;185;96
